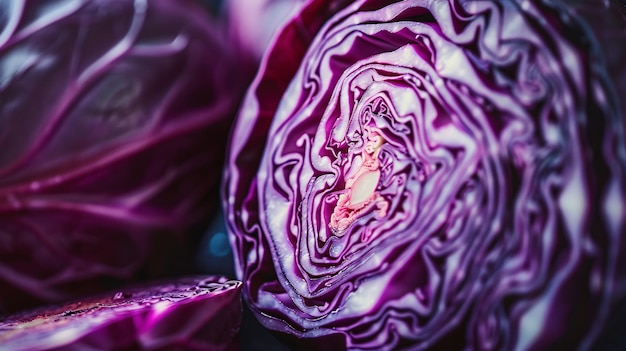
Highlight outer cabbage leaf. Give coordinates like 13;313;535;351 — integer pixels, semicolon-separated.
0;0;244;311
225;0;307;61
224;0;626;350
0;276;242;350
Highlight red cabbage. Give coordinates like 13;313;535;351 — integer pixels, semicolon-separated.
224;0;626;349
0;0;245;311
0;276;242;350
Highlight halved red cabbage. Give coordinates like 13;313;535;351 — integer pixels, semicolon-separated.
0;0;245;311
0;276;242;350
224;0;626;349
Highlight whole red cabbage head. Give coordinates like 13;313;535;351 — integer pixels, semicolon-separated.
224;0;626;350
0;0;246;312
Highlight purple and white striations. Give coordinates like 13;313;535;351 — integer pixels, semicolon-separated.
224;0;626;350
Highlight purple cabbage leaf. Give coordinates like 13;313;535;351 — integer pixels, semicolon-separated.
225;0;307;61
0;276;242;351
